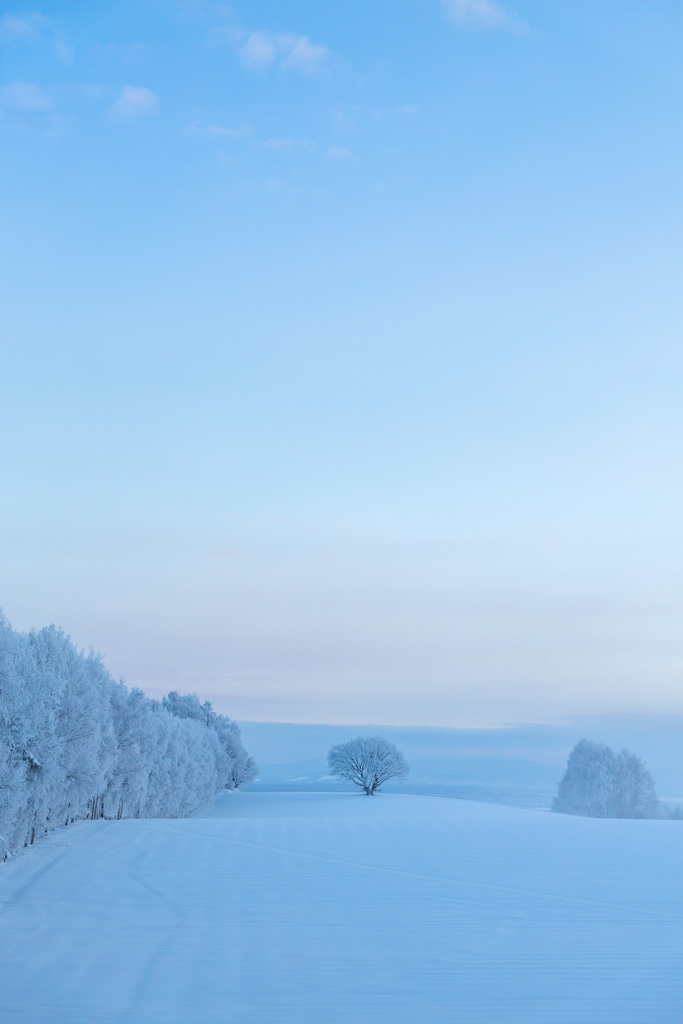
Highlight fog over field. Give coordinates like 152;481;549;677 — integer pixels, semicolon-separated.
240;716;683;807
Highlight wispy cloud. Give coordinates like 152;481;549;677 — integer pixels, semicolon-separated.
109;85;159;119
443;0;525;32
279;34;328;74
239;31;329;74
266;137;315;152
0;82;52;112
205;123;250;138
0;12;49;40
186;121;252;139
0;12;74;63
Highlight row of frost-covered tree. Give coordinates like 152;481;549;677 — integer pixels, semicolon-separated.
0;616;257;859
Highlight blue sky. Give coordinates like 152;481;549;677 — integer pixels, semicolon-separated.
3;0;683;725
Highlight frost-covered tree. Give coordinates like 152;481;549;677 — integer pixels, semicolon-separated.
0;613;258;859
162;691;258;788
552;740;616;818
553;739;661;818
611;748;660;819
327;735;409;795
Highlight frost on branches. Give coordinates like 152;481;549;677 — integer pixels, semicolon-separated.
0;615;257;860
327;735;409;795
552;739;661;819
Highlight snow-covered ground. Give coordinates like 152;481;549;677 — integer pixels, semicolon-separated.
1;792;682;1023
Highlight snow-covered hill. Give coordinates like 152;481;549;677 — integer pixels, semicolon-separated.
1;792;682;1023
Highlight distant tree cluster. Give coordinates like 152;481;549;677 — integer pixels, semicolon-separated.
553;739;661;819
328;735;409;795
0;616;257;860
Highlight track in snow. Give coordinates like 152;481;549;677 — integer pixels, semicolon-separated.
1;792;682;1023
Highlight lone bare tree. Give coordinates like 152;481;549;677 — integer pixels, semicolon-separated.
327;736;409;795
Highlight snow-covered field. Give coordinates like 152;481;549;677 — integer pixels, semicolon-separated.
1;792;682;1023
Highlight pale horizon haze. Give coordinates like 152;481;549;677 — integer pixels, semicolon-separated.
3;0;683;725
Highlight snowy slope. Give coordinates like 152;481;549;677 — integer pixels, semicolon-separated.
1;792;682;1023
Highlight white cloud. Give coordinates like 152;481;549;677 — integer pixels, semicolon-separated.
239;31;328;74
279;35;328;74
240;31;277;71
0;82;51;112
443;0;522;31
0;13;49;40
109;85;159;119
327;145;351;160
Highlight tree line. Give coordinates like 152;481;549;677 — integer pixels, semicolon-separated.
2;604;672;859
0;616;256;860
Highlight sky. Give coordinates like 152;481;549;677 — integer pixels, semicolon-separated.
2;0;683;726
